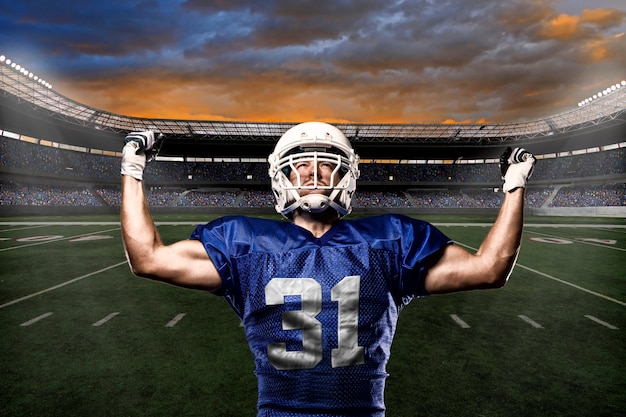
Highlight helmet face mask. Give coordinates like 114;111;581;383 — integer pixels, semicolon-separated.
268;122;360;218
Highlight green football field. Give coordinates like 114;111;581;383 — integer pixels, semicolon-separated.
1;213;624;417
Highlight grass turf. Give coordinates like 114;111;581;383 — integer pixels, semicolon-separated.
0;213;624;416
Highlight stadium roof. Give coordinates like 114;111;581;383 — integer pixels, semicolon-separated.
1;55;625;160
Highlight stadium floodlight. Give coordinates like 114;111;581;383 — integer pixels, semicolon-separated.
577;78;625;107
0;53;52;89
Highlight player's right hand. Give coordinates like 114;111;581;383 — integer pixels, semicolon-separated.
121;140;147;181
121;131;165;180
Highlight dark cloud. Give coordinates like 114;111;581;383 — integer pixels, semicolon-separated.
0;0;624;123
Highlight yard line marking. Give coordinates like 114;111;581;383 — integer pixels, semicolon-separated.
92;312;120;327
0;261;128;309
0;224;50;233
518;315;543;328
165;313;186;327
0;222;124;226
436;223;626;229
594;227;626;235
450;314;471;328
584;315;619;330
20;312;53;327
0;227;121;252
515;264;626;307
453;241;626;307
524;230;626;252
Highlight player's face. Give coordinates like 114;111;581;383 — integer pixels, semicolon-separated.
289;160;340;196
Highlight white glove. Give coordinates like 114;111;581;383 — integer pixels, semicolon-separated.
120;141;147;181
121;131;164;180
124;131;156;151
500;147;536;193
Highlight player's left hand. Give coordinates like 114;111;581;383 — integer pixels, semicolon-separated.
500;147;536;192
124;131;157;152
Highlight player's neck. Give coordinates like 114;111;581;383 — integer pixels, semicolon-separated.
292;209;339;238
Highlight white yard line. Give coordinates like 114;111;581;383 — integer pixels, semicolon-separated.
0;224;51;232
0;222;124;226
166;313;187;327
584;315;619;330
20;312;54;327
518;315;544;328
436;223;626;229
452;241;626;308
0;261;128;309
0;222;197;226
0;227;121;252
92;312;120;327
450;314;471;328
514;264;626;307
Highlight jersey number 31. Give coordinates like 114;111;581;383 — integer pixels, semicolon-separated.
265;276;365;370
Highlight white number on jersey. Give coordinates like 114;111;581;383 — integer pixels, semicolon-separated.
265;276;365;370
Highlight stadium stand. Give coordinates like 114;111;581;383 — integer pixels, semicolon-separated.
1;134;624;214
1;56;625;216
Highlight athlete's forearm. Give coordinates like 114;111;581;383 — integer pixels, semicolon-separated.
475;188;524;285
121;175;162;276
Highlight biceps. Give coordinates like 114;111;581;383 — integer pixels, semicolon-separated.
423;244;496;294
150;239;222;291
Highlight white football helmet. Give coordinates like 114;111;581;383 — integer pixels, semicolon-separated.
268;122;360;218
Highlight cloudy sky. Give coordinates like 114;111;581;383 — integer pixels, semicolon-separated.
1;0;625;124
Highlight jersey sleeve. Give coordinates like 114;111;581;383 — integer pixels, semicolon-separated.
189;217;244;314
390;214;452;300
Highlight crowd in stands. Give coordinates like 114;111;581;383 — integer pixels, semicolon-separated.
1;136;625;209
177;190;238;207
3;181;625;209
0;182;102;206
355;191;413;208
239;190;275;208
524;187;554;208
550;184;625;207
94;187;122;206
4;138;625;184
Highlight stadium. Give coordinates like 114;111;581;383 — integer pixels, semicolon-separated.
1;54;625;417
0;53;625;217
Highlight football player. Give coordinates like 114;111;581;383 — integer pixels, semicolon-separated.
120;122;535;416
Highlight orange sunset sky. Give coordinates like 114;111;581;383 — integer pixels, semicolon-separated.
1;0;625;124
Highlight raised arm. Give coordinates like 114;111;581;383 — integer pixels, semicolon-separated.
424;148;535;294
120;133;222;291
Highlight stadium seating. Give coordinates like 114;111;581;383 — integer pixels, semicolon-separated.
1;137;624;209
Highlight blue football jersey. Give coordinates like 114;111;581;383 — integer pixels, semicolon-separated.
190;213;451;416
